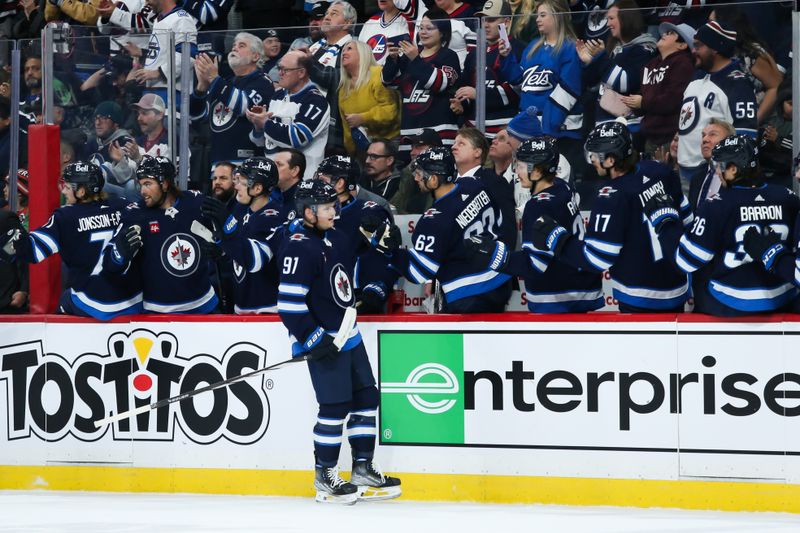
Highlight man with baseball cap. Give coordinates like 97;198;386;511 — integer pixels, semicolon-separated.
129;94;169;163
290;2;330;51
677;20;757;207
85;100;138;198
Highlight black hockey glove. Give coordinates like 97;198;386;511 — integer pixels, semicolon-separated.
642;192;679;233
464;233;508;272
306;335;339;362
743;226;787;271
357;283;387;314
110;224;142;265
360;220;401;256
0;225;27;262
202;196;237;239
531;215;570;256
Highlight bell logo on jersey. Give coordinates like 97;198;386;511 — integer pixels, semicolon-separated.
521;66;554;92
0;330;271;444
330;263;355;307
161;233;200;277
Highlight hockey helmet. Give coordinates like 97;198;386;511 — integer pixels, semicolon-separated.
711;135;759;182
236;157;279;191
294;179;338;215
584;120;634;165
63;161;105;194
516;136;559;176
413;146;456;184
136;155;175;184
315;155;360;191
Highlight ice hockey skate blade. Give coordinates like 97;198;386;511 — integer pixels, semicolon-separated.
356;486;402;501
315;491;358;505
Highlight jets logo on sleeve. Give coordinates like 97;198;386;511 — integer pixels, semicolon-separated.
330;263;355;307
161;233;200;277
422;208;442;219
598;186;618;198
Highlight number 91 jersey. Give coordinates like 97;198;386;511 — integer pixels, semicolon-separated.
397;177;510;304
676;183;800;313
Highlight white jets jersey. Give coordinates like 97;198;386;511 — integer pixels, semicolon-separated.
677;61;757;168
358;12;413;66
144;7;198;89
97;0;155;54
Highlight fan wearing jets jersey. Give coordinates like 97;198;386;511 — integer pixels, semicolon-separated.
102;156;218;314
200;157;287;314
466;136;604;312
0;162;142;319
644;135;799;316
532;121;692;312
277;180;401;504
361;146;511;313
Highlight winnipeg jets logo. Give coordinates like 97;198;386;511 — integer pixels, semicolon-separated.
160;233;200;277
422;208;441;218
144;34;161;68
212;101;235;130
521;65;554;92
534;192;554;201
362;201;379;210
366;34;388;61
598;186;617;198
678;96;700;133
329;263;355;307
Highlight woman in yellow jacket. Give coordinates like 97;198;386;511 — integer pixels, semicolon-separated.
338;40;401;156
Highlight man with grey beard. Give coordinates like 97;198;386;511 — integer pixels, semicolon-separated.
190;32;275;177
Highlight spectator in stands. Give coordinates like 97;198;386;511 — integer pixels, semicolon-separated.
13;0;45;40
452;127;517;248
271;148;304;218
677;21;757;200
0;97;29;180
710;7;783;124
44;0;100;25
359;0;414;66
263;29;283;83
619;22;694;159
60;140;76;175
389;129;441;214
22;55;41;105
84;101;137;199
306;0;356;154
338;40;400;157
685;118;735;210
488;127;517;196
210;161;237;209
578;0;656;139
192;32;273;173
289;2;328;51
383;8;460;161
246;51;330;180
3;169;29;229
417;0;477;69
507;0;536;44
454;0;521;140
363;139;401;202
0;210;28;314
760;86;793;188
80;54;135;107
129;93;169;161
499;0;583;176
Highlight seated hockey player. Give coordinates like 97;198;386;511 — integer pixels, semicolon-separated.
531;120;692;313
361;146;512;313
0;161;143;319
643;135;799;316
277;179;400;504
103;156;218;314
314;155;397;314
466;136;604;312
199;157;285;314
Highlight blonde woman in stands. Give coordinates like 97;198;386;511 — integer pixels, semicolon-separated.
508;0;537;45
338;40;401;156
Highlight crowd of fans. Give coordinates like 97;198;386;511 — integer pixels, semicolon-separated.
0;0;798;318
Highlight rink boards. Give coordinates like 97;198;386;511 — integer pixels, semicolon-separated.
1;314;800;512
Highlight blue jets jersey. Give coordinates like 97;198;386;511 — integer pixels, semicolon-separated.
277;221;361;356
498;39;583;138
190;70;275;165
220;202;285;314
673;184;799;314
105;191;217;314
391;178;510;304
335;196;398;295
24;199;142;320
560;160;693;310
506;180;603;312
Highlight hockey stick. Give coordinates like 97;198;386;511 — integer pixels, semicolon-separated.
191;219;231;313
94;306;358;428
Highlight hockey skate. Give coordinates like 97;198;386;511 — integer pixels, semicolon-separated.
314;465;358;505
351;459;402;501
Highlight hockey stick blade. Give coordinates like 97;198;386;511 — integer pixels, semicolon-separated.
190;219;215;243
94;307;357;429
333;306;357;350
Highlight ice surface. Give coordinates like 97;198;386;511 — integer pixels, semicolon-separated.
1;491;799;533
